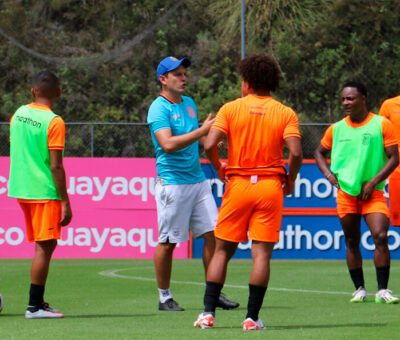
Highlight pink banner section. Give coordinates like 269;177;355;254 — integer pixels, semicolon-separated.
0;157;188;259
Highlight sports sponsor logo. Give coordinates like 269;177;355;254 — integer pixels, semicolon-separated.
237;225;400;252
0;225;185;257
67;176;156;202
186;107;196;118
15;115;42;128
0;171;387;203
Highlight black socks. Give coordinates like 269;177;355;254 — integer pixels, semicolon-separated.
246;284;267;321
349;267;365;290
350;266;390;291
29;283;44;308
376;266;390;290
204;281;223;314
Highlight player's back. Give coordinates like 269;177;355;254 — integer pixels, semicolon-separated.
9;104;59;199
215;94;299;176
380;96;400;144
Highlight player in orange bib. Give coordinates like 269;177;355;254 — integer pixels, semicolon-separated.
194;54;302;331
379;95;400;226
8;71;72;319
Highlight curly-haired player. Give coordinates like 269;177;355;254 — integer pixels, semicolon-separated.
194;54;302;330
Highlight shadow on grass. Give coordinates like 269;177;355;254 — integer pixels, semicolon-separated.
184;305;294;312
216;322;387;330
1;313;158;319
69;313;159;318
270;322;387;330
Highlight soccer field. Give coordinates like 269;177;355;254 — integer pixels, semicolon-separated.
0;259;399;339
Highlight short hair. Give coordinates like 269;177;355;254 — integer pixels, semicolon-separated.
342;81;367;97
33;71;60;98
239;54;280;92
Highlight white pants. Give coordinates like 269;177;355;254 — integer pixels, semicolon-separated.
155;180;218;243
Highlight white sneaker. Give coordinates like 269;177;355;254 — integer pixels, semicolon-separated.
25;303;64;319
194;312;214;329
350;287;368;303
0;293;3;312
243;317;267;331
375;289;400;304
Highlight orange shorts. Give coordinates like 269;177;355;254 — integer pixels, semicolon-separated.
18;200;62;242
388;177;400;226
336;189;389;219
214;175;284;243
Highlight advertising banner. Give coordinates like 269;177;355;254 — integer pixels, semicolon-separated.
1;157;399;259
192;215;400;260
196;160;400;260
0;157;187;259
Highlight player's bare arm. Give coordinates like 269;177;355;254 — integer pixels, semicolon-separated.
50;150;72;226
359;144;399;201
204;128;228;182
284;136;303;195
314;144;339;189
155;114;216;153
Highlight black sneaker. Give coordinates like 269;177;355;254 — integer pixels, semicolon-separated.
158;298;184;311
216;293;240;310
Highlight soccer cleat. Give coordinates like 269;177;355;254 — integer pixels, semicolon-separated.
194;312;214;329
25;303;64;319
0;293;3;312
243;317;267;331
350;287;368;303
158;298;184;311
375;289;400;304
216;293;240;310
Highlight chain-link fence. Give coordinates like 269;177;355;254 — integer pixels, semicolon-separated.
0;122;329;159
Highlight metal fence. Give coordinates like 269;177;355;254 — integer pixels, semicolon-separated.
0;122;329;159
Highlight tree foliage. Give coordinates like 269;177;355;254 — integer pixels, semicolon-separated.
0;0;239;123
276;0;400;122
0;0;399;128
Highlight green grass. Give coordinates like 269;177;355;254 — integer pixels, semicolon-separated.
1;259;399;339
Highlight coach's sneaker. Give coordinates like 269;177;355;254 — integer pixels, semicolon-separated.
216;293;240;310
375;289;400;304
194;312;214;329
0;293;3;312
25;303;64;319
243;317;267;331
350;287;368;303
158;298;184;311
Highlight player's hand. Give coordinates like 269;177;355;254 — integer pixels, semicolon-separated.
201;114;216;135
61;200;72;226
283;177;295;196
327;173;340;189
359;181;374;201
218;162;229;183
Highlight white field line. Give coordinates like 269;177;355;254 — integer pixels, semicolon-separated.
99;268;352;296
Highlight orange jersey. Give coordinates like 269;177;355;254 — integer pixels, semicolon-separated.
321;112;397;150
379;95;400;144
379;95;400;178
213;94;301;176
